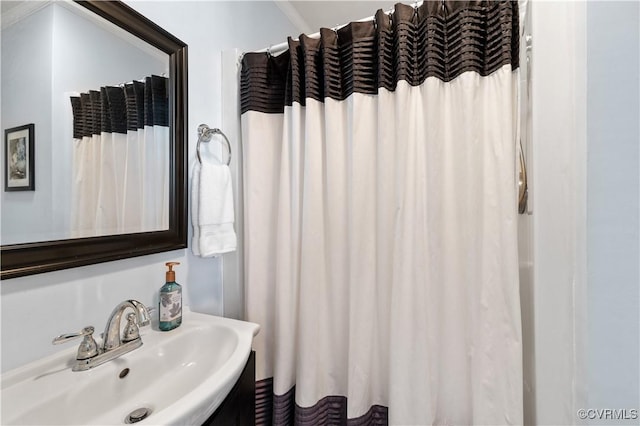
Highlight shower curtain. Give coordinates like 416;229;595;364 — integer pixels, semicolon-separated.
69;75;169;237
241;1;521;424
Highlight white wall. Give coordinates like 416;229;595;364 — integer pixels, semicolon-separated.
531;1;640;425
0;0;298;373
531;1;588;424
586;1;639;422
1;5;54;243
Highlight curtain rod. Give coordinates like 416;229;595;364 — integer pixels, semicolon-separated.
254;1;427;57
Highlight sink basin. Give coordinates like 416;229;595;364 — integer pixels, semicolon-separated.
1;309;259;425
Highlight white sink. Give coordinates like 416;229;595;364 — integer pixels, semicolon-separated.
1;309;259;425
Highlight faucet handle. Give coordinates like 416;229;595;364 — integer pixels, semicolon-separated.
122;313;140;342
52;326;99;360
52;326;95;344
128;300;152;327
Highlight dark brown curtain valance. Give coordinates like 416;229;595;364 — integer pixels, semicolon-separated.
241;0;519;114
70;75;168;139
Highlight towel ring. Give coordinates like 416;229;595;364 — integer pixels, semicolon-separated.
197;124;231;165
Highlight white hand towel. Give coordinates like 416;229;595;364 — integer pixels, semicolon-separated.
190;161;201;256
197;163;237;256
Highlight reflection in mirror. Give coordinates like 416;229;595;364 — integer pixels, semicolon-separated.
0;0;188;279
1;0;170;245
69;75;169;239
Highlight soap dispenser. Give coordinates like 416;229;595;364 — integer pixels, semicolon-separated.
159;262;182;331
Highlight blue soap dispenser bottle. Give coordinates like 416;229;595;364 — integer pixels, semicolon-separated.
159;261;182;331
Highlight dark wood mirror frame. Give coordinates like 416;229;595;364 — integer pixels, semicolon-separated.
1;1;188;280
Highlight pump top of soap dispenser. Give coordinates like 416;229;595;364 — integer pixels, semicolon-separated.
165;262;180;282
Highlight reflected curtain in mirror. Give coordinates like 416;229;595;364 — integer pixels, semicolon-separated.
69;75;169;238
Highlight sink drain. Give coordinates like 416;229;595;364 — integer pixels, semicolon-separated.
119;368;130;379
125;407;152;424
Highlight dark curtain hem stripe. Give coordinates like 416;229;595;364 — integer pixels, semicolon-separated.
256;378;275;425
274;385;297;425
348;405;388;426
69;76;168;138
255;378;389;426
241;0;519;114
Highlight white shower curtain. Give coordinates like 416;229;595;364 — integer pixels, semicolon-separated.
242;2;522;424
70;76;169;238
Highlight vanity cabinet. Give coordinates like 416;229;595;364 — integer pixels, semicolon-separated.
204;351;256;426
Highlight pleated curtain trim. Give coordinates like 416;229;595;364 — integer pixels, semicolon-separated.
70;75;169;138
242;1;521;425
241;1;518;113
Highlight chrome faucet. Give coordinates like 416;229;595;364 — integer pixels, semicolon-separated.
52;299;151;372
103;300;151;351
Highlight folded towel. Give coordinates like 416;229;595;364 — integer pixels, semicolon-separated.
196;162;237;256
191;162;201;256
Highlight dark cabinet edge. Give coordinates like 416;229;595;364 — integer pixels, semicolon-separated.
204;351;256;426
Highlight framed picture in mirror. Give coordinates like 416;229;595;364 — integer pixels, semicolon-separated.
4;123;35;192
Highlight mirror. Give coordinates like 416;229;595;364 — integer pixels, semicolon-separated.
1;1;188;279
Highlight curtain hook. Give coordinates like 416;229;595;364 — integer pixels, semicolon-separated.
441;0;447;13
267;45;272;57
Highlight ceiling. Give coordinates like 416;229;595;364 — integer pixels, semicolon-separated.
1;1;405;39
1;1;47;29
1;1;403;35
276;0;401;35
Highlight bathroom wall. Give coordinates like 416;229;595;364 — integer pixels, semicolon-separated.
531;1;639;424
586;1;639;421
531;2;588;423
0;1;298;373
1;5;54;243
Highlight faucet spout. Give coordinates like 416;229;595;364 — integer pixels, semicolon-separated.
102;300;151;351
